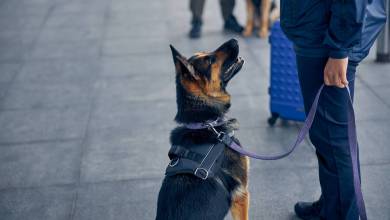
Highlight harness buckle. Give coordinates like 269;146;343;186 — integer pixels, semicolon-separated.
194;167;209;180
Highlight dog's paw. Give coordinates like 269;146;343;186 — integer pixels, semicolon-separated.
242;28;252;37
257;28;268;38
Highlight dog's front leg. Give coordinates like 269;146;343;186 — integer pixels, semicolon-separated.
230;187;250;220
243;0;254;37
259;0;271;38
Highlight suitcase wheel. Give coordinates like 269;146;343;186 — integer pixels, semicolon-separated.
267;113;279;126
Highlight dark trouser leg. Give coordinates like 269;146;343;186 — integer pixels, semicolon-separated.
220;0;235;21
190;0;206;22
296;55;360;220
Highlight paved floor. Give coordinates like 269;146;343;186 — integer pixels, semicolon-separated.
0;0;389;219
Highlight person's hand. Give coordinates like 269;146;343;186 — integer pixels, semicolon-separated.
324;57;349;88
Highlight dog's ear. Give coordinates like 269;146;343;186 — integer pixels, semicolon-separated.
170;45;199;80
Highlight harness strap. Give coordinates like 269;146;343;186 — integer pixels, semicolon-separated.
168;145;204;163
166;143;226;180
194;142;225;180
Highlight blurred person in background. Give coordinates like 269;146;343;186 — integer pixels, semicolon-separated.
280;0;386;219
189;0;243;38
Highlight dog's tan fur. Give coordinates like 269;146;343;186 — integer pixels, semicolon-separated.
243;0;280;38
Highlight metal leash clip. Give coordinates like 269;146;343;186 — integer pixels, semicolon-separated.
206;122;224;141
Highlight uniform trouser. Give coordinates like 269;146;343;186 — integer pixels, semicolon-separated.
190;0;235;22
296;55;361;220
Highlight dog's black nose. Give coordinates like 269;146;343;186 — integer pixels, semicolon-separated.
216;39;239;53
227;39;238;48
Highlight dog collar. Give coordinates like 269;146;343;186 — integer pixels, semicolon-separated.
182;117;228;130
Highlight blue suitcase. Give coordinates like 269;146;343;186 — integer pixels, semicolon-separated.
267;21;305;125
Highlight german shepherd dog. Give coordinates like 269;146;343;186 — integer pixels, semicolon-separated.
156;39;249;220
243;0;280;38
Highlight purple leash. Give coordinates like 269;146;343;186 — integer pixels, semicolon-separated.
183;84;367;220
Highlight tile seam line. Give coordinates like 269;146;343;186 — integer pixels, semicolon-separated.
0;137;83;147
0;176;163;193
0;164;387;193
356;74;390;109
0;3;56;110
69;1;112;219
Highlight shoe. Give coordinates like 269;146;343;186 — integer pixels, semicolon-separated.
294;199;322;220
189;18;202;39
223;15;244;34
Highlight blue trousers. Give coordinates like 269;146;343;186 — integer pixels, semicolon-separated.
296;55;361;220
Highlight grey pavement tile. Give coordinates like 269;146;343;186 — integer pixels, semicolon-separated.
357;62;390;87
0;140;81;189
357;119;390;164
106;22;169;38
26;39;100;60
0;185;75;220
0;41;26;62
372;85;390;108
235;125;317;171
37;26;103;43
0;62;21;83
100;55;174;78
2;81;92;109
354;85;390;121
0;14;46;30
102;37;170;57
0;83;9;100
44;12;105;29
110;0;164;12
89;99;176;132
362;164;390;220
107;11;163;27
74;179;161;220
246;39;271;71
229;94;271;128
0;0;52;17
94;74;175;104
81;127;169;183
0;29;38;49
15;60;100;84
52;0;108;14
0;106;90;143
245;167;320;219
228;65;270;97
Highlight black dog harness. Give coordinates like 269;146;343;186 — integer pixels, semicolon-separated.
165;117;236;180
165;134;233;180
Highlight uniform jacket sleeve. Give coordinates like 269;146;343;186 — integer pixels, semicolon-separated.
323;0;368;59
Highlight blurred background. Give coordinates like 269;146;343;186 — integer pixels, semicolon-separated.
0;0;389;219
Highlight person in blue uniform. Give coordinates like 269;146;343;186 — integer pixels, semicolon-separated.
280;0;387;219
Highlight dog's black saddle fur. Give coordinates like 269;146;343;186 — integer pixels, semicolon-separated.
165;141;226;180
